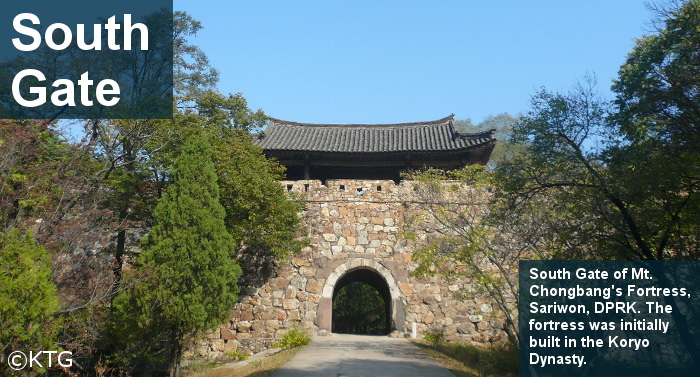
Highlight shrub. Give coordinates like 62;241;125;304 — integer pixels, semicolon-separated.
424;326;446;345
225;349;249;361
273;327;311;349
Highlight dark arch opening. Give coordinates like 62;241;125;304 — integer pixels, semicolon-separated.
332;268;391;335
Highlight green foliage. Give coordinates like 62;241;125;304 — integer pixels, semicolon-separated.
613;0;700;147
454;113;525;166
406;165;525;344
0;229;61;376
500;69;699;261
273;327;311;349
332;282;387;334
472;2;700;364
213;127;307;271
173;11;220;105
224;348;249;361
109;133;242;376
424;326;447;346
608;0;700;260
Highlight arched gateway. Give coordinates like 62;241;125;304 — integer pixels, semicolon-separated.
316;258;405;334
198;116;508;357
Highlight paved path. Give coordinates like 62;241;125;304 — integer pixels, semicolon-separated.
271;334;456;377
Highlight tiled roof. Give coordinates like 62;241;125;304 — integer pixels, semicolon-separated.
253;115;495;153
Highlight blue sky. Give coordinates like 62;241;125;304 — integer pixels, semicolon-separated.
173;1;652;125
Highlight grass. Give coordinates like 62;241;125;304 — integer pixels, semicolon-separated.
413;340;518;377
182;347;302;377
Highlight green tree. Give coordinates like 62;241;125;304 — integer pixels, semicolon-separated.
109;133;241;376
498;76;700;365
610;0;700;260
612;0;700;152
454;113;524;166
333;282;387;334
406;165;546;345
0;229;61;376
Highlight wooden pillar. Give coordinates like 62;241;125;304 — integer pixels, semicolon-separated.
303;154;310;180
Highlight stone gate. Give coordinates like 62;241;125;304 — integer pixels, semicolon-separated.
198;116;510;356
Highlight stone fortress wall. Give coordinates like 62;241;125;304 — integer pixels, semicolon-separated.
196;179;510;357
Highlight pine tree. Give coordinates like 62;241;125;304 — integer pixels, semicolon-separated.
0;229;61;376
110;133;241;376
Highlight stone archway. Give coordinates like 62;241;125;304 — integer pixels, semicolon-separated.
316;258;405;334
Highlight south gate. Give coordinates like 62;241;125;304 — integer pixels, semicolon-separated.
197;116;510;356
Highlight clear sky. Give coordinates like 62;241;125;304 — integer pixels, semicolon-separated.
173;1;652;125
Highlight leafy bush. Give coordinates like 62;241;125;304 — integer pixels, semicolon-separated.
273;327;311;349
424;326;446;345
225;349;249;361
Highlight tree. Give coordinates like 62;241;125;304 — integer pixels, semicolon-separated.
612;0;700;152
333;282;386;334
610;0;700;260
454;113;524;166
109;133;241;376
498;74;700;365
0;229;61;376
0;120;118;362
406;165;549;345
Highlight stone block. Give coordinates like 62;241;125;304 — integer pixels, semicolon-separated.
221;328;236;340
224;339;240;353
195;345;209;356
270;278;290;289
398;282;413;294
261;310;274;320
293;258;311;266
251;321;265;332
285;286;297;298
203;328;220;339
266;320;281;331
211;339;225;352
457;322;476;334
236;321;251;332
306;279;322;294
283;299;298;310
468;314;483;322
258;286;271;298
